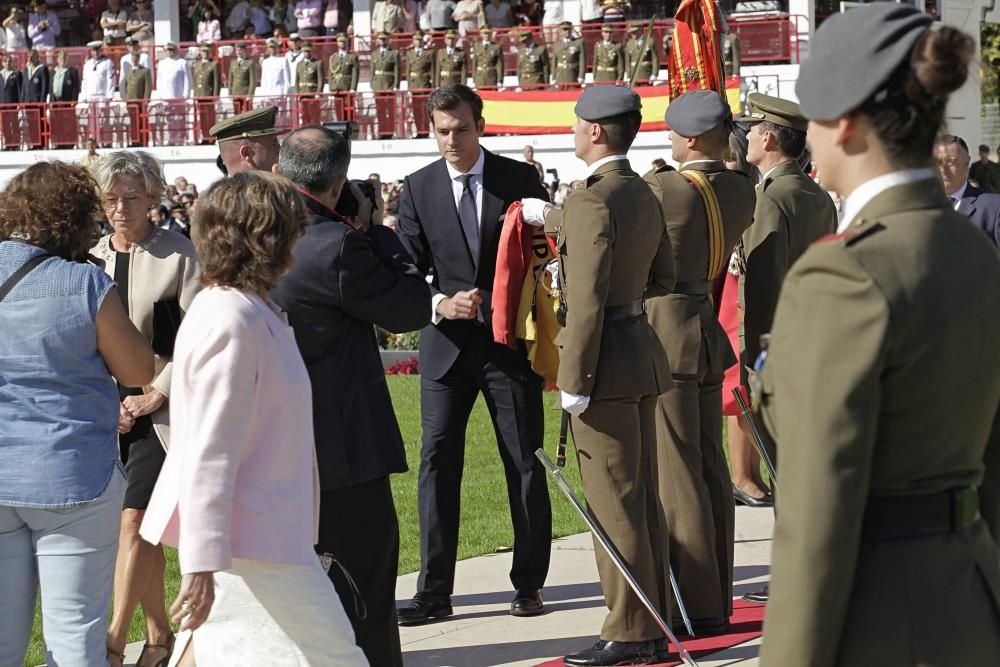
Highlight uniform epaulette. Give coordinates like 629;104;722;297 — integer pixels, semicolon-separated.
845;221;884;246
814;232;855;244
655;164;676;174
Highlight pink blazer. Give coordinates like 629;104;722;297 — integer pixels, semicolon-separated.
140;287;321;574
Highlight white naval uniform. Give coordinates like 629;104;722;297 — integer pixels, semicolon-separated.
156;56;191;99
260;55;291;96
81;56;116;100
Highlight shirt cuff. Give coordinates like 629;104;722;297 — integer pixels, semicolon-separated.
431;292;447;326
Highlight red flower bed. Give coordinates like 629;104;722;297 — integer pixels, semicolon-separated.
386;358;419;375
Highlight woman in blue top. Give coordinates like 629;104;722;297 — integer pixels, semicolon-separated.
0;161;153;667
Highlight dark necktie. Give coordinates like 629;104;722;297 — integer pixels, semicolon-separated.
458;173;479;269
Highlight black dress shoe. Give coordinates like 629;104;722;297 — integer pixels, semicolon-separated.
511;589;544;617
563;639;667;666
742;585;769;604
732;484;773;508
397;593;453;626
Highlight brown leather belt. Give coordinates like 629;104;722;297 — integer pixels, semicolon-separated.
673;279;713;296
861;487;980;541
604;298;644;324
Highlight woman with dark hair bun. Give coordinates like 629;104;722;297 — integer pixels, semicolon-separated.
758;4;1000;665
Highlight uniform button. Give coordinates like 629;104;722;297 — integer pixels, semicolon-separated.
586;373;592;378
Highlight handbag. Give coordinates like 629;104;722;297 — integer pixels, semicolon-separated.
152;299;182;357
0;253;50;303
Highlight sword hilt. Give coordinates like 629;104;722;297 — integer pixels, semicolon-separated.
556;410;569;467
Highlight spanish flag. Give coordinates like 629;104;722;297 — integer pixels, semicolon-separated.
482;81;741;135
668;0;727;100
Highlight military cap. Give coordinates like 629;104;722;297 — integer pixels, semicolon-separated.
517;29;531;40
125;36;137;45
559;21;572;29
412;29;424;39
627;22;642;32
574;84;641;122
265;37;278;47
336;34;348;42
87;40;103;49
666;90;732;137
481;26;493;34
209;106;289;143
601;24;613;33
796;3;931;121
164;41;178;50
301;41;313;51
289;32;301;40
377;31;390;39
235;41;248;49
445;29;457;38
740;92;807;132
199;43;212;51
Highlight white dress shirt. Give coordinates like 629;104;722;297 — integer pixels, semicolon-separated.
431;147;485;324
81;56;116;100
950;181;968;211
261;55;292;95
838;168;935;233
585;153;628;176
156;56;191;99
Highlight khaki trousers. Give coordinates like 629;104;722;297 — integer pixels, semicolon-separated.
654;369;735;623
572;394;669;641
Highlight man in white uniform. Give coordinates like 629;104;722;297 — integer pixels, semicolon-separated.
156;42;192;145
260;37;291;97
81;39;115;100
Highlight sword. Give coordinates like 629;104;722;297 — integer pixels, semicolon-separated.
535;448;699;667
627;19;657;88
732;387;777;487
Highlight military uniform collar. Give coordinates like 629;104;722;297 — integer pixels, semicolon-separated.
840;169;941;232
758;159;800;188
587;155;629;179
680;159;725;173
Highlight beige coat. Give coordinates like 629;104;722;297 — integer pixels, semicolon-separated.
91;227;202;449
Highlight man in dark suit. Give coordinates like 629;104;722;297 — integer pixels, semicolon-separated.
49;49;80;102
396;84;553;625
935;134;1000;248
271;126;431;667
21;48;49;103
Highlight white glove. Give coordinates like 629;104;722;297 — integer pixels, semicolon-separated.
522;198;553;227
561;391;590;416
543;259;559;289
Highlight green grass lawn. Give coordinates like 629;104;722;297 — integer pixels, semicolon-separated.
24;375;586;666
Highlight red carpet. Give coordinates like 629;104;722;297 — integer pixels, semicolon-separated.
534;599;765;667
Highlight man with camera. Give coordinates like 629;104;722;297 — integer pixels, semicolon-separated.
271;125;431;667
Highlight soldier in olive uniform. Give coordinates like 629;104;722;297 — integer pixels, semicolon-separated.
435;29;467;88
625;22;659;84
193;44;222;143
722;32;740;79
123;51;152;146
592;24;624;83
295;41;324;125
228;42;257;115
738;92;837;431
471;25;504;88
328;34;359;120
643;91;756;634
407;30;434;136
522;86;676;667
516;29;549;89
551;21;583;86
370;31;401;138
758;5;1000;665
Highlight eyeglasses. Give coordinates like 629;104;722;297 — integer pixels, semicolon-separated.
102;195;146;211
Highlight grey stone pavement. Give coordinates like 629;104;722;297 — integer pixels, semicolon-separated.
122;507;773;667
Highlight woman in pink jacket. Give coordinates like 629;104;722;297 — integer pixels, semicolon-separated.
140;172;367;666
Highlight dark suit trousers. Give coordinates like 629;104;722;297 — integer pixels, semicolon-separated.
572;394;666;641
417;326;551;597
654;369;736;624
317;476;403;667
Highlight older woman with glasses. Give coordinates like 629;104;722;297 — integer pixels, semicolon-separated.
90;150;202;667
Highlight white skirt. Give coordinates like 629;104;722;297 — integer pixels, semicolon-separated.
169;557;368;667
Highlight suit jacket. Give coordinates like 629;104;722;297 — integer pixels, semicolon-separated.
759;179;1000;666
544;159;675;398
50;65;80;102
739;160;837;380
139;287;322;574
957;183;1000;248
21;64;48;103
0;70;22;104
397;149;549;381
271;194;430;491
644;161;756;377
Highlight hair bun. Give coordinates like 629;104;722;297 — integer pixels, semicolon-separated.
912;26;974;98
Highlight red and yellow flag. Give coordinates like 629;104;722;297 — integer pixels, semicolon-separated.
668;0;727;100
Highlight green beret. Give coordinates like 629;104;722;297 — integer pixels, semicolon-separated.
796;3;931;121
739;92;807;132
575;84;641;122
666;90;732;138
209;106;289;144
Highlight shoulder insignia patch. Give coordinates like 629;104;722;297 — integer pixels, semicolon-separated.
814;232;854;244
845;221;885;246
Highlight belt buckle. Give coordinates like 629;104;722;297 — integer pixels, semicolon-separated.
951;487;979;531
